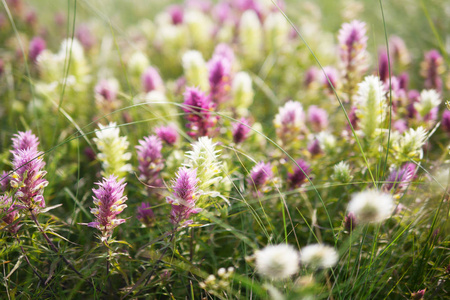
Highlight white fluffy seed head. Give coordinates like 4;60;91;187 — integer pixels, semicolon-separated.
348;190;394;223
255;244;299;280
299;244;338;269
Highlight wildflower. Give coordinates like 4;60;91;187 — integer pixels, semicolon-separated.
167;167;201;225
288;159;311;189
248;161;273;193
184;9;213;52
274;100;305;146
344;212;357;231
338;20;369;95
264;12;289;52
232;71;254;111
183;87;217;138
167;5;184;25
388;35;411;67
29;36;46;63
11;130;39;153
308;105;328;132
94;79;120;113
10;148;48;211
420;50;444;92
378;50;390;83
354;75;387;138
93;122;132;178
182;50;209;91
441;110;450;136
383;164;414;196
155;125;179;145
347;190;394;223
239;10;262;65
307;138;322;156
414;89;441;120
304;67;319;88
300;244;338;268
0;195;20;233
316;131;337;154
394;126;427;162
75;24;95;51
208;55;231;104
212;43;235;66
332;161;353;183
232;118;251;144
0;171;11;192
411;289;426;300
87;175;127;240
141;66;164;93
128;51;150;78
136;202;155;227
255;244;299;280
321;66;340;94
136;135;164;193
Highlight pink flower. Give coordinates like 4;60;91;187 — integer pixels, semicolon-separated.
29;37;46;63
155;125;179;145
0;195;21;233
167;167;201;225
421;50;444;92
383;164;414;195
11;130;39;153
136;202;155;227
232;118;251;144
308;106;328;132
288;159;311;189
141;67;164;93
183;87;217;138
248;161;273;192
208;55;232;104
87;175;128;239
135;135;164;193
167;5;184;25
75;24;95;51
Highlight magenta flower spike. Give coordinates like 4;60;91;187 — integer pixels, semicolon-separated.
141;66;164;93
88;175;127;240
378;50;390;83
136;202;155;227
183;87;217;138
308;106;329;132
11;130;39;153
0;171;11;192
288;159;311;189
208;55;232;104
166;167;201;226
232;117;251;144
29;36;46;63
321;66;339;93
421;50;444;92
10;148;48;211
383;164;413;196
338;20;368;70
248;161;273;193
135;135;164;193
442;110;450;136
167;5;184;25
155;125;179;145
0;195;21;233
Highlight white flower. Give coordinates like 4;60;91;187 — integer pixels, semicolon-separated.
394;126;427;161
255;244;299;280
58;38;85;62
347;190;394;223
355;75;387;138
316;131;337;153
239;10;262;63
300;244;338;268
414;89;441;117
264;13;289;51
332;161;353;183
128;51;149;76
182;50;208;91
94;122;132;178
232;71;254;109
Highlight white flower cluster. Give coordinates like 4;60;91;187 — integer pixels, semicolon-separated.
414;89;441;117
347;190;394;223
93;122;132;178
182;50;209;91
393;126;428;162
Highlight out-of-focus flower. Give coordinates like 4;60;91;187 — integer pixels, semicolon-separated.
167;5;184;25
420;50;444;92
347;190;394;223
441;110;450;136
264;13;289;52
29;37;46;63
0;171;11;192
255;244;299;280
308;105;329;132
274;100;305;146
248;161;273;194
344;212;357;231
141;66;164;93
414;89;441;122
136;135;164;193
354;75;387;138
321;66;340;93
383;164;413;197
183;87;217;138
93;122;132;178
155;125;179;145
300;244;338;269
388;35;411;67
304;67;319;88
0;195;21;233
182;50;209;91
239;10;262;66
411;289;426;300
87;175;127;241
75;24;96;51
128;51;150;78
167;167;201;225
232;118;252;144
378;50;391;83
94;78;120;113
136;202;155;227
185;9;213;52
208;54;231;105
232;71;254;113
288;159;311;189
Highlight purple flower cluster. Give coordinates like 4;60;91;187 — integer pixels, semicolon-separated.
288;159;311;189
208;51;232;105
232;117;251;144
28;36;46;63
166;167;201;225
135;135;164;194
88;175;128;239
248;161;273;193
136;202;155;227
0;195;20;233
141;66;164;93
383;163;415;196
183;87;217;138
155;125;179;145
421;50;444;92
10;131;48;211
